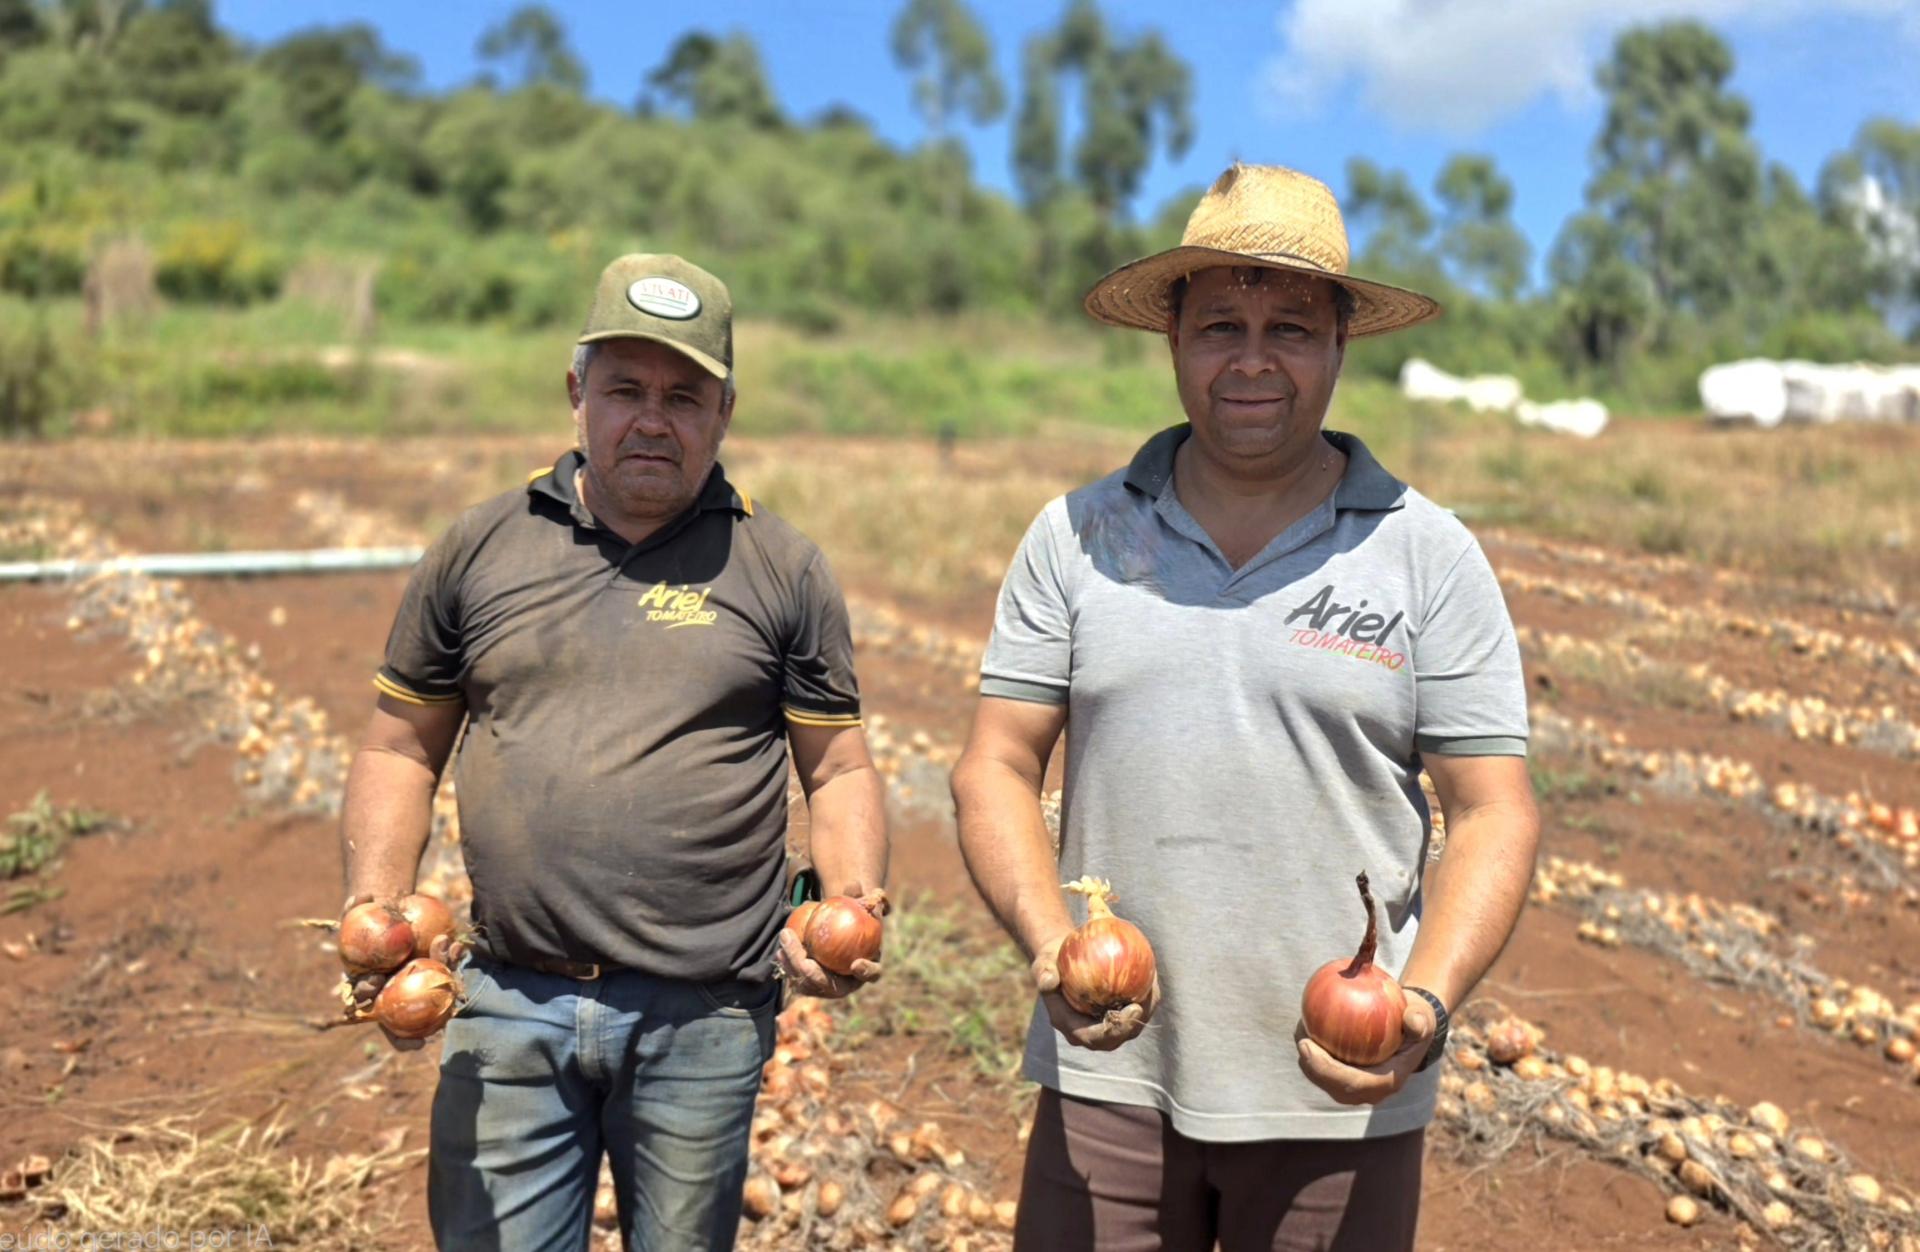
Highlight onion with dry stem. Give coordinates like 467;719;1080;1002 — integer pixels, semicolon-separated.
1301;872;1406;1067
1056;877;1156;1016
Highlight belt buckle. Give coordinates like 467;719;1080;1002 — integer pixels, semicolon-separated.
571;961;602;981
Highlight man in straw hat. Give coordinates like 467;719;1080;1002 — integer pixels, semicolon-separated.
951;164;1539;1248
339;254;890;1251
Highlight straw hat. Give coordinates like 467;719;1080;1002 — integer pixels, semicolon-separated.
1083;163;1442;338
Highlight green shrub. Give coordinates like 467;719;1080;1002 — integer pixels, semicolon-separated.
0;316;72;436
185;359;350;406
155;221;284;304
0;228;85;296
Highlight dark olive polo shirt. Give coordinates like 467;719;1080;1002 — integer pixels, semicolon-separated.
376;449;861;983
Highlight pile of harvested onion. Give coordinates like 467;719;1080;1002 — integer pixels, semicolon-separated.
1438;1010;1920;1248
725;1001;1019;1251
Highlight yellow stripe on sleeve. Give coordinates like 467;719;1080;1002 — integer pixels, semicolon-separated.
373;674;462;706
783;706;862;728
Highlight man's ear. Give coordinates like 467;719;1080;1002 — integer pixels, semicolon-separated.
718;385;736;435
567;367;584;411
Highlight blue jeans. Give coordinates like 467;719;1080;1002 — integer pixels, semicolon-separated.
428;954;778;1252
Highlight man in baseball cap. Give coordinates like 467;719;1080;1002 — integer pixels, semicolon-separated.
341;253;891;1251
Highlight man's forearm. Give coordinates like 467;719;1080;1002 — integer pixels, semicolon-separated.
951;756;1073;959
340;746;440;901
1399;799;1539;1009
806;764;889;898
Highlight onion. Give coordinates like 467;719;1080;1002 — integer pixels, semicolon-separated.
1486;1018;1534;1065
803;897;883;975
339;901;415;975
816;1179;844;1217
398;893;456;959
1300;872;1407;1067
1056;877;1156;1016
785;900;820;943
374;957;462;1039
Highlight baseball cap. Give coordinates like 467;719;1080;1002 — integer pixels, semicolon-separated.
578;253;732;379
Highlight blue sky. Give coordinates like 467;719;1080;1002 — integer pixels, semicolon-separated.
217;1;1920;285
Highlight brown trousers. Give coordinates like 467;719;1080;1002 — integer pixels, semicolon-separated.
1015;1089;1424;1252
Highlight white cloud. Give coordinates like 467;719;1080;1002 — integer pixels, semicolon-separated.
1266;0;1918;135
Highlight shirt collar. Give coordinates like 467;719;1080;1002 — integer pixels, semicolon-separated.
1121;424;1406;512
528;449;752;529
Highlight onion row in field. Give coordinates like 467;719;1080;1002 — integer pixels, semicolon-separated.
1483;529;1909;622
1518;626;1920;759
0;497;472;906
1532;856;1920;1084
1533;706;1920;891
1497;567;1920;682
1438;1014;1920;1249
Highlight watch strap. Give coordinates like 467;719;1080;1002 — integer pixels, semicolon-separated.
1404;985;1450;1072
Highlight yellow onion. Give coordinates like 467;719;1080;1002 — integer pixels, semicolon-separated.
804;897;883;975
1056;877;1156;1016
374;957;462;1039
339;900;415;975
785;900;820;944
1301;872;1406;1067
398;892;456;960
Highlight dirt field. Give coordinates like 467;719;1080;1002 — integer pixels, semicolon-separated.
2;425;1917;1250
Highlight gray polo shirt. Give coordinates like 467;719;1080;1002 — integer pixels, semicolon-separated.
982;425;1527;1141
378;449;861;984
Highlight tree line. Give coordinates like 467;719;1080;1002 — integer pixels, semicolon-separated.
0;0;1914;406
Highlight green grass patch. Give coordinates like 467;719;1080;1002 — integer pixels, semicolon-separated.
831;894;1032;1080
1528;763;1619;805
3;790;112;914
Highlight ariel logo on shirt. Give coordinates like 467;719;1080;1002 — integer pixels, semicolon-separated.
638;581;719;629
1284;583;1407;671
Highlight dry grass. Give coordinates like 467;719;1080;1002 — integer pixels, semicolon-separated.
1419;420;1919;597
38;1115;424;1247
727;435;1128;604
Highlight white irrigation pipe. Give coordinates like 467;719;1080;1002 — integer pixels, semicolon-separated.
0;547;425;583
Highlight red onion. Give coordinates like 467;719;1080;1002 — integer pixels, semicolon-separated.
803;897;883;975
338;901;415;975
1056;877;1156;1016
1301;872;1406;1067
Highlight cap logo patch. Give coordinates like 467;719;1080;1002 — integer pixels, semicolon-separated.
627;277;701;320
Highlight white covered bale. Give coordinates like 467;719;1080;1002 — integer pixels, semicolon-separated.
1516;398;1609;439
1399;357;1523;414
1700;359;1790;427
1702;359;1920;426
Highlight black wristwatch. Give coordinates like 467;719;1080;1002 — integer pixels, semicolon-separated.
1404;986;1450;1071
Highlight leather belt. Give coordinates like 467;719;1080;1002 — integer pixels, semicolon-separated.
519;955;617;981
